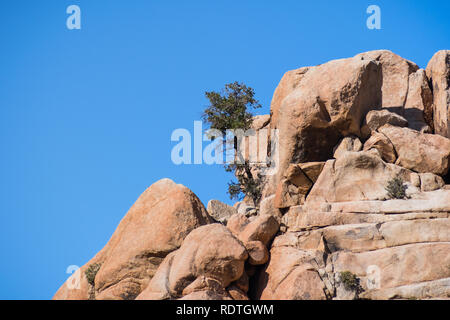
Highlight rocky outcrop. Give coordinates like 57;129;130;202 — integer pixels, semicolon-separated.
361;109;408;138
404;69;434;133
306;151;421;203
207;200;237;224
363;132;397;163
260;189;450;300
378;125;450;176
136;224;248;300
426;50;450;138
53;179;213;300
55;49;450;301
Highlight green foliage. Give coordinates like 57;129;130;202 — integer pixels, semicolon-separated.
202;82;263;205
339;271;363;293
85;263;102;286
385;175;408;199
202;82;261;135
227;164;263;204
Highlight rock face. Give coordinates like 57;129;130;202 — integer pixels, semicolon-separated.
53;179;213;300
363;132;397;163
260;189;450;300
136;224;248;300
404;69;433;133
426;50;450;138
55;50;450;301
306;151;420;203
275;54;382;171
355;50;418;110
207;200;237;224
361;109;408;138
270;67;311;128
378;126;450;176
333;136;363;159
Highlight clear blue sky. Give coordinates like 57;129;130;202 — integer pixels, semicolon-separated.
0;0;449;300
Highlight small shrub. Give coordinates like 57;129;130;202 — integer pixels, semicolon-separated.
85;263;102;286
385;175;407;199
340;271;362;292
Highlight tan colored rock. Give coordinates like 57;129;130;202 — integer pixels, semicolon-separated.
232;272;250;293
54;178;212;300
133;251;176;300
259;195;282;221
361;109;408;138
181;276;224;297
356;50;418;109
274;179;303;209
363;131;397;163
360;278;450;300
283;218;450;254
318;189;450;214
270;67;312;128
226;213;250;237
306;151;419;203
379;125;450;176
179;290;231;300
207;200;237;224
299;162;326;183
332;243;450;290
226;286;249;300
252;114;271;130
285;164;313;193
404;69;434;132
258;247;328;300
426;50;450;138
378;218;450;247
420;173;445;192
333;136;363;159
245;241;269;266
238;214;279;246
137;224;248;300
282;204;448;232
275;54;382;174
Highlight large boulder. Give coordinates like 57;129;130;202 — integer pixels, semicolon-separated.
355;50;419;110
363;131;397;163
306;151;420;203
207;200;237;224
136;224;248;300
361;109;408;138
333;136;363;159
271;50;428;191
270;67;312;129
257;246;329;300
404;69;434;132
426;50;450;138
53;179;213;300
275;54;382;170
378;125;450;176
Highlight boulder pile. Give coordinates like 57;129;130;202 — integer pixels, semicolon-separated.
54;50;450;300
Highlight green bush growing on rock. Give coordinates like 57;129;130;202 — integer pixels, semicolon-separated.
85;263;102;286
339;271;362;292
385;175;408;199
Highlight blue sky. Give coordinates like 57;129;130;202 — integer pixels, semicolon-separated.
0;0;449;300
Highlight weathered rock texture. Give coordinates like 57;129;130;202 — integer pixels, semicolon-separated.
55;50;450;300
426;50;450;138
136;224;248;300
53;179;213;300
